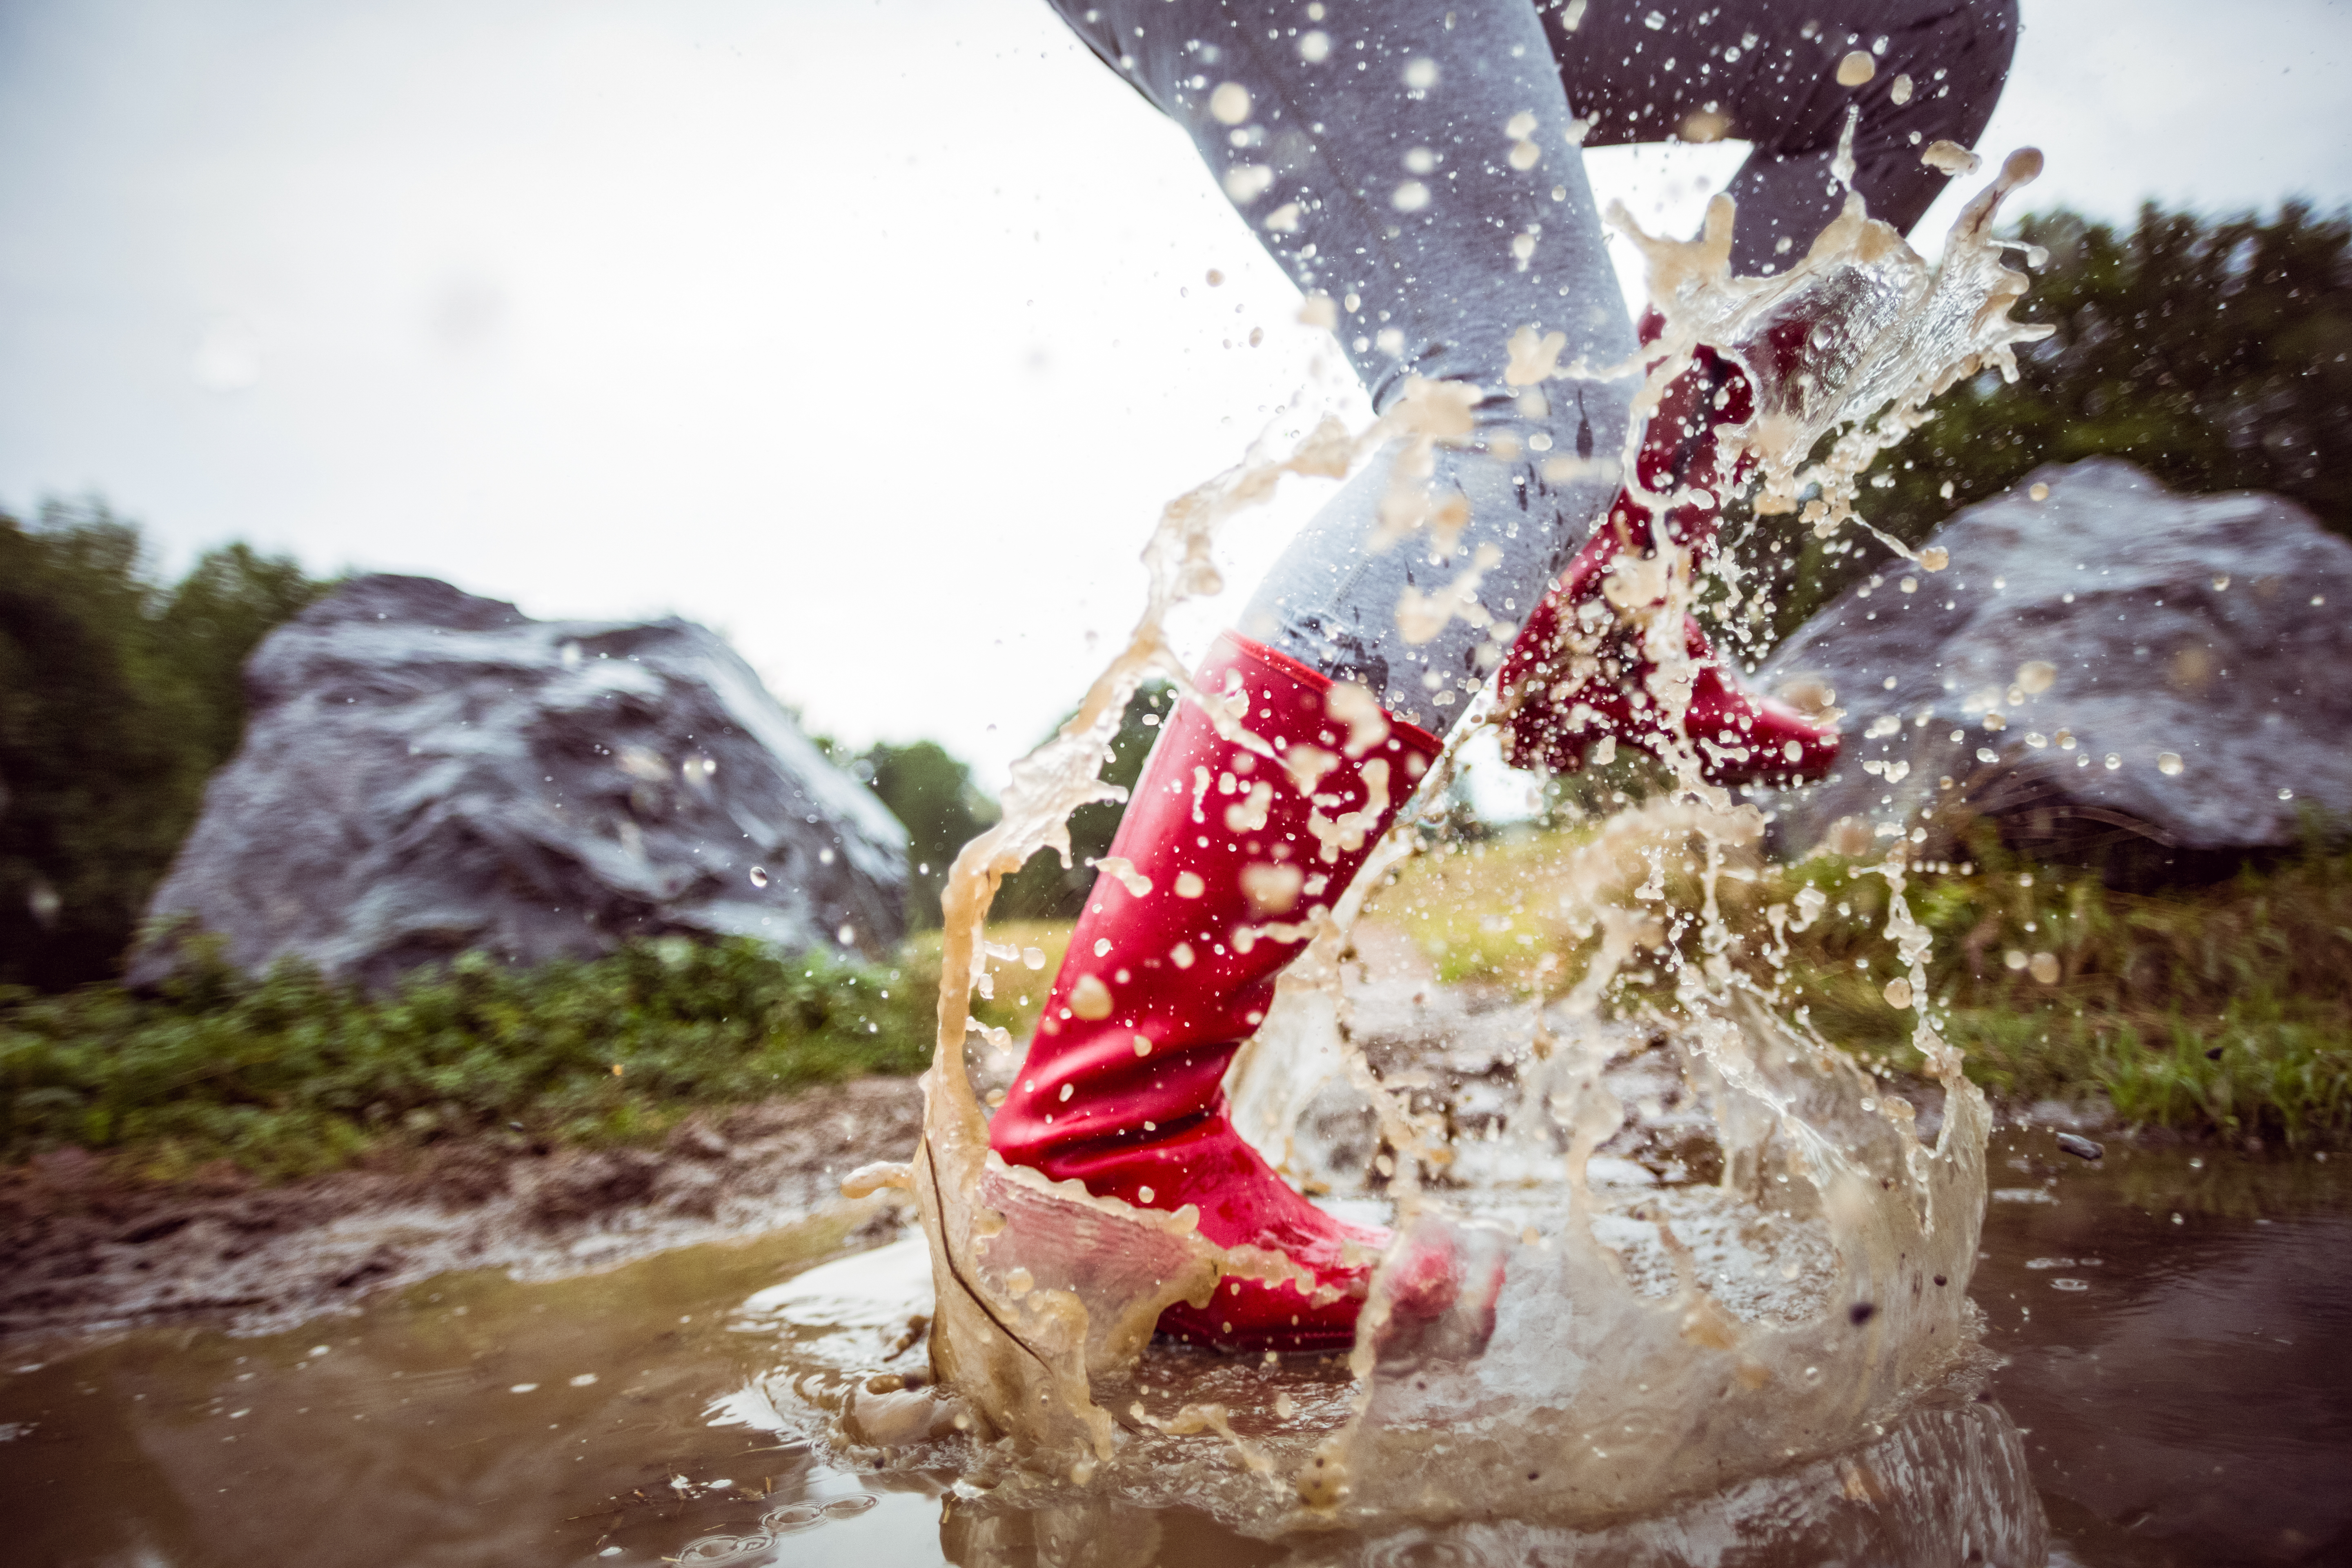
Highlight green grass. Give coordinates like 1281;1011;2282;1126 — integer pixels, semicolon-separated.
13;826;2347;1184
0;936;937;1181
1366;821;2352;1146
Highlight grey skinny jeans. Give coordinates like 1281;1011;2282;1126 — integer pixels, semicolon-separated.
1055;0;2015;732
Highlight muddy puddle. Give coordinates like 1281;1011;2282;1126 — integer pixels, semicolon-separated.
4;1132;2343;1568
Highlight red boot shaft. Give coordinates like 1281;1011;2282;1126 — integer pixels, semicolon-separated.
1500;327;1838;787
990;631;1442;1350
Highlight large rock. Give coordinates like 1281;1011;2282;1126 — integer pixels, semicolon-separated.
131;575;907;988
1758;459;2352;871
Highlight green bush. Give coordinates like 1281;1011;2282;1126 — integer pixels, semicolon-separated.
0;936;934;1179
0;502;330;990
1748;200;2352;637
1368;823;2352;1145
992;681;1173;921
1687;836;2352;1145
852;740;1001;931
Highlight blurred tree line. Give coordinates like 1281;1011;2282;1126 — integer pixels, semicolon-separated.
2;502;331;991
1751;200;2352;637
843;682;1170;931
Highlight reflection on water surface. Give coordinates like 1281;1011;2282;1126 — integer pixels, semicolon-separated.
2;1137;2343;1567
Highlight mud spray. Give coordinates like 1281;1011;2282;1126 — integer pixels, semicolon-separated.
770;133;2056;1554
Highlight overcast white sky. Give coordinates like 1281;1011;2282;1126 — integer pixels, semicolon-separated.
3;0;2348;790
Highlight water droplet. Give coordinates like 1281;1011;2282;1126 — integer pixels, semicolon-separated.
763;1504;825;1533
1391;180;1431;212
1070;973;1115;1020
1223;165;1274;204
748;866;769;888
2157;752;2183;776
1402;56;1439;89
1836;49;1874;86
1208;82;1252;125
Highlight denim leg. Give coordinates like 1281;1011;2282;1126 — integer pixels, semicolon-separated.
1051;0;1642;732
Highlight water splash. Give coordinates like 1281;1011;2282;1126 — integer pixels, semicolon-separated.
785;145;2054;1536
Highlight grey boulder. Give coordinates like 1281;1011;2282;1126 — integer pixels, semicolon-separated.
1756;459;2352;866
131;575;906;989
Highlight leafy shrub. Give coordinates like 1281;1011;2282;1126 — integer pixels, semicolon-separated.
0;936;934;1179
1368;824;2352;1145
1749;200;2352;638
0;502;329;990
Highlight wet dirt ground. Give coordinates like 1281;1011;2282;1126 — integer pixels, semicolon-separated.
3;1128;2344;1567
0;1078;923;1345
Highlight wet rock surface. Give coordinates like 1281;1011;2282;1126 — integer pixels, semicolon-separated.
1758;459;2352;867
130;574;906;990
0;1077;921;1346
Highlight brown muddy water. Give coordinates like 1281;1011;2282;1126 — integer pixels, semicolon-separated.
3;1133;2344;1568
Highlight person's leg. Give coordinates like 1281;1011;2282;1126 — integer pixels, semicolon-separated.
1057;0;1642;735
996;0;2013;1348
1486;0;2016;784
1001;0;1627;1349
1549;0;2020;275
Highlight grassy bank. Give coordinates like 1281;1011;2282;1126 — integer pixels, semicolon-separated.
1373;822;2352;1146
0;921;1080;1183
10;831;2345;1183
0;937;941;1181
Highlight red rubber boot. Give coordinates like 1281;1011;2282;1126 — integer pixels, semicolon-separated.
988;631;1444;1351
1500;321;1838;787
